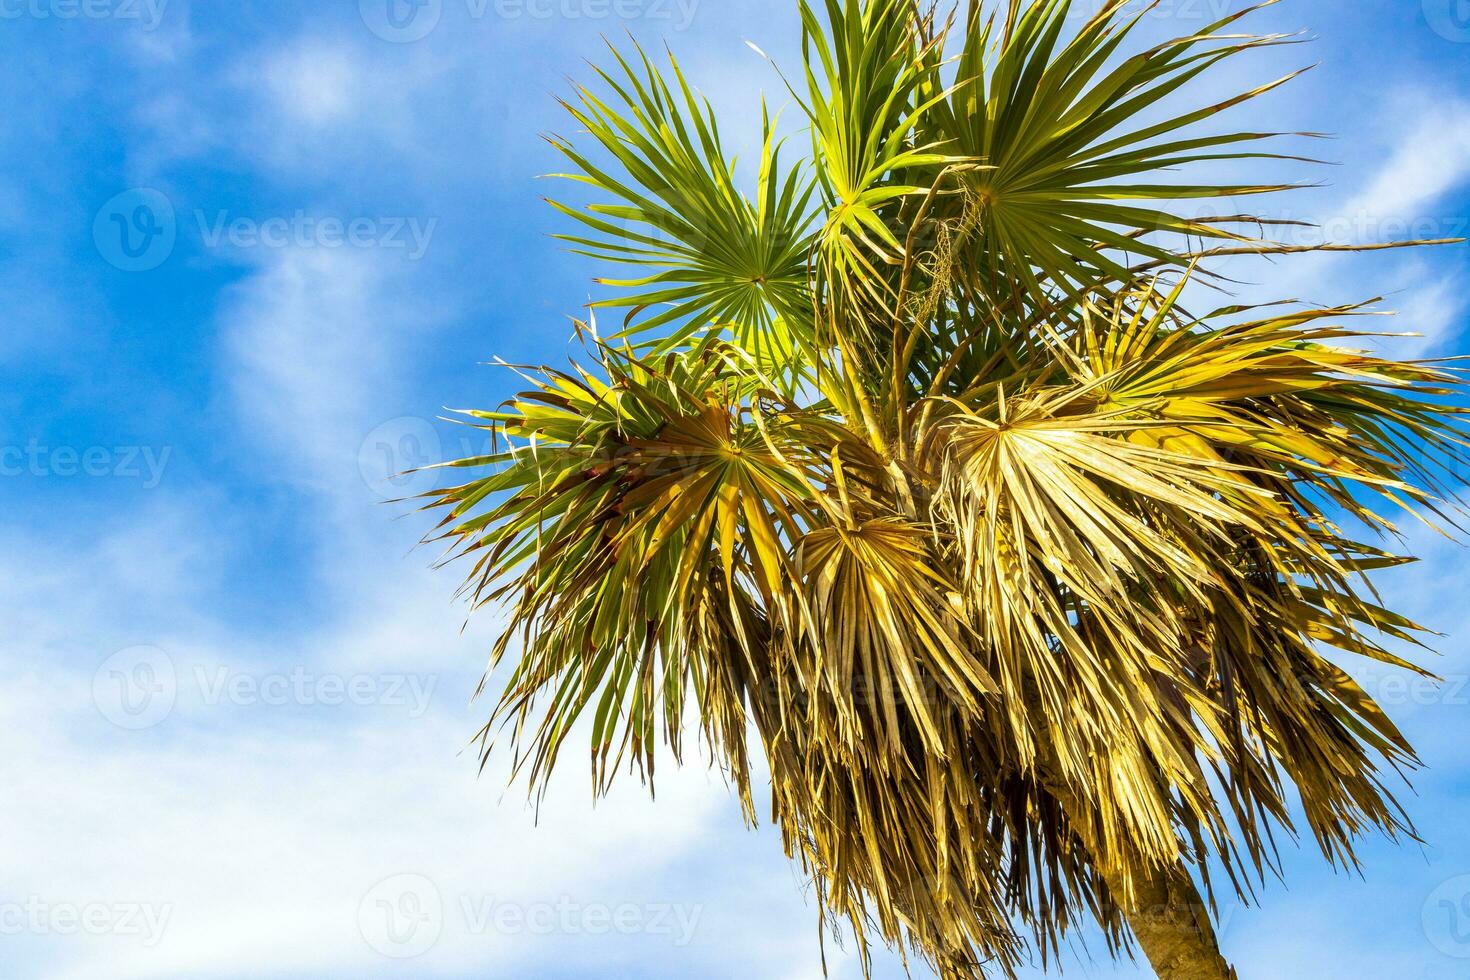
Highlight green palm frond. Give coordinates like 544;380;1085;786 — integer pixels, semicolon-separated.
924;0;1317;300
547;43;819;378
797;0;958;313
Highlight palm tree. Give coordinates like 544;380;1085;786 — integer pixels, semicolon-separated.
424;1;1468;977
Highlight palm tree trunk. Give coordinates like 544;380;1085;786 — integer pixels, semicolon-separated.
1039;767;1237;979
1102;858;1238;980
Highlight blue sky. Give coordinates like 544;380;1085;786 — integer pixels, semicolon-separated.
2;1;1470;977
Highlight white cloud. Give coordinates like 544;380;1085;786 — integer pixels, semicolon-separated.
0;236;912;980
217;246;437;486
259;42;365;126
1198;90;1470;354
1376;259;1468;353
1337;99;1470;233
3;700;724;980
0;490;876;980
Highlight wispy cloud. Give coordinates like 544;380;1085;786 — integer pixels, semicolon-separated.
1337;98;1470;230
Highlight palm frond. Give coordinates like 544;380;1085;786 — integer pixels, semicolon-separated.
427;4;1470;979
548;43;820;378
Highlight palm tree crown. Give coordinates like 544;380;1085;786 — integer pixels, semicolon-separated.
424;2;1469;976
